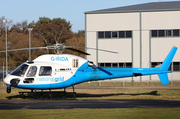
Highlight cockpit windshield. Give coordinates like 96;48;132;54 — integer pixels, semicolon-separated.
10;64;28;76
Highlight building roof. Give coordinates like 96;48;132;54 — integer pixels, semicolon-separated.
85;1;180;14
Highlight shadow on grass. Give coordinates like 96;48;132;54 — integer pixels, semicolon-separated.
5;90;160;100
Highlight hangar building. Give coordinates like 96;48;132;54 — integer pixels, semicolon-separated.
85;1;180;82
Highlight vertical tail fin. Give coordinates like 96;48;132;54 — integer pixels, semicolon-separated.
160;47;178;70
158;46;178;85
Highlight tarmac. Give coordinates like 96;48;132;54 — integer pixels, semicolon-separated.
0;99;180;109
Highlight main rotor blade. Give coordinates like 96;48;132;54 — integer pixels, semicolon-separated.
0;47;48;53
66;46;118;54
65;47;90;55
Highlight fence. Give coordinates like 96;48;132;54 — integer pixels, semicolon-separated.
0;66;17;82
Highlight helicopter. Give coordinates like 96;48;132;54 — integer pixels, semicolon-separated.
1;43;178;98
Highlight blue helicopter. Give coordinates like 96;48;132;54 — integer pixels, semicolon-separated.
1;43;178;98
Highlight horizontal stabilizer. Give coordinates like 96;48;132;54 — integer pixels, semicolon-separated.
158;73;169;85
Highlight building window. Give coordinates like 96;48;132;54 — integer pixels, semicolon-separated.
119;31;125;38
98;63;104;67
98;62;132;68
105;31;111;38
98;32;104;38
166;30;172;37
119;63;124;67
152;30;158;37
105;63;111;67
112;31;118;38
173;30;179;36
173;62;180;71
151;62;162;67
159;30;165;37
151;62;180;71
119;63;126;67
126;31;132;38
126;63;132;68
98;31;132;39
112;63;118;67
151;29;180;37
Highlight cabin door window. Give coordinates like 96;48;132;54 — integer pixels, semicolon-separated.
39;66;52;76
27;66;37;77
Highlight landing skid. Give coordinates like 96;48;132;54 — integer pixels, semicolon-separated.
19;87;76;100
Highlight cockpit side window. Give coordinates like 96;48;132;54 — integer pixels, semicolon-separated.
10;64;28;76
39;66;52;76
27;66;37;77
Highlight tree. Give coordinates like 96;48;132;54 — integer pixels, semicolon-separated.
0;32;46;67
10;20;28;34
31;17;73;48
8;32;46;66
0;16;86;67
64;36;85;58
35;17;51;25
0;16;12;37
75;30;85;38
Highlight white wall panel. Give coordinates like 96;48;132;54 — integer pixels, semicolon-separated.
132;31;140;68
170;72;180;81
86;13;139;31
86;10;180;82
151;37;180;82
98;39;132;62
142;31;150;68
151;38;180;62
132;31;141;81
142;11;180;30
86;32;97;64
141;31;151;81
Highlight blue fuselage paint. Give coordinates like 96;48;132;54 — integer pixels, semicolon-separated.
16;61;171;90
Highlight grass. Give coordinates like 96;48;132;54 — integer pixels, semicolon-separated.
0;108;180;119
0;82;180;119
77;81;180;87
1;81;180;87
0;87;180;100
0;81;5;86
0;81;180;100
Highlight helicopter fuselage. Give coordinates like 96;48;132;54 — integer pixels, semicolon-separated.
3;46;177;91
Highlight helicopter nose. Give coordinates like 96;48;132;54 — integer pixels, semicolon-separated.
3;76;10;85
10;79;20;87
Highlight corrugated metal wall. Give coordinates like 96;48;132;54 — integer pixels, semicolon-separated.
86;10;180;82
86;13;140;31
